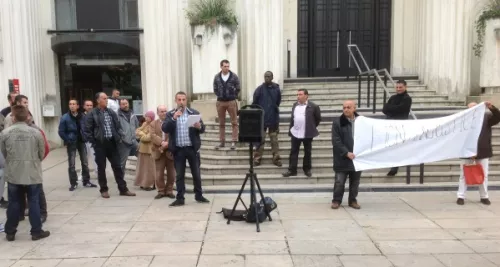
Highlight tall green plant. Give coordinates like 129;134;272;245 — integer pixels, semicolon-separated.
186;0;238;31
473;0;500;57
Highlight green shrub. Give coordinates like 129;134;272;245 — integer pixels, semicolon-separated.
186;0;238;30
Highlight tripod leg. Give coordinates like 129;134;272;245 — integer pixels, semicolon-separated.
227;173;250;225
250;173;260;232
254;174;272;221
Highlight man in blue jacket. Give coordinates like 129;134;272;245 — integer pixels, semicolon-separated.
58;99;97;191
252;71;282;167
162;91;210;207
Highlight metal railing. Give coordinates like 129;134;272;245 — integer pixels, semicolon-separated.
347;44;423;184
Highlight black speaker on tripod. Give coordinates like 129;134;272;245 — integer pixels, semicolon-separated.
238;105;265;143
228;104;272;232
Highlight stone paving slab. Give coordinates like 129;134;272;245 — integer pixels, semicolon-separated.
1;151;500;266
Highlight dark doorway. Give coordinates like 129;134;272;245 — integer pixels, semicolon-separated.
297;0;392;77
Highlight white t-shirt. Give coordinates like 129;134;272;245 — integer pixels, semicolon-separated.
221;72;230;82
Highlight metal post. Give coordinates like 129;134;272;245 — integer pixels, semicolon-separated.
383;75;388;103
287;39;291;78
419;164;424;184
406;166;411;184
367;74;371;108
358;75;361;106
373;76;377;114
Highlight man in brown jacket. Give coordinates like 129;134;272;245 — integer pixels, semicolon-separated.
149;105;176;199
457;101;500;205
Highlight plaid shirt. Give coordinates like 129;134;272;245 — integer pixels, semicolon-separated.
102;109;113;139
175;110;192;147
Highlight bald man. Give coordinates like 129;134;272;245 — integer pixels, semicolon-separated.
149;105;176;199
457;101;500;205
331;100;361;210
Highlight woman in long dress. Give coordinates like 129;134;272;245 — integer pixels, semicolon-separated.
134;111;156;190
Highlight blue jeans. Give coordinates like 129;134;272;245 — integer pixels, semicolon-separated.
67;142;90;185
5;183;42;235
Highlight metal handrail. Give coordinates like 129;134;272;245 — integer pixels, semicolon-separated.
346;44;423;184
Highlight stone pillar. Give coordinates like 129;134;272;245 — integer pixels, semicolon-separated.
390;0;419;76
237;0;284;104
0;0;60;144
479;19;500;92
139;0;192;112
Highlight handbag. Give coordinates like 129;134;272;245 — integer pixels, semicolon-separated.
463;160;485;185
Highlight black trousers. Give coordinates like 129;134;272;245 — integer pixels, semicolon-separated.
173;146;203;201
288;136;312;173
94;139;128;193
332;171;361;204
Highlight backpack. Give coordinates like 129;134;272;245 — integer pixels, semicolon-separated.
218;197;278;223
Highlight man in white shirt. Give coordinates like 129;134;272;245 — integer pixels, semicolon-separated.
107;89;121;113
283;89;321;178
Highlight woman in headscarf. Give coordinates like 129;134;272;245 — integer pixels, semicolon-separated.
134;111;156;190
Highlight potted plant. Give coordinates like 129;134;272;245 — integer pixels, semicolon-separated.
186;0;238;34
473;0;500;57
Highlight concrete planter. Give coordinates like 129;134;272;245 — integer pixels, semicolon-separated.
191;24;238;95
480;19;500;90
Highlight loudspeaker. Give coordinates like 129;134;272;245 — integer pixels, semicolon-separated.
238;105;265;143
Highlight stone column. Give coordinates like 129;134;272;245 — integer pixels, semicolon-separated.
237;0;284;104
139;0;192;112
479;19;500;91
390;0;419;76
0;0;60;143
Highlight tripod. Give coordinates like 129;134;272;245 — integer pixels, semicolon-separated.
227;143;272;232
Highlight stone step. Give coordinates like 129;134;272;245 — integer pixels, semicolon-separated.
283;80;422;89
202;136;332;147
281;87;431;95
280;99;464;108
281;95;450;102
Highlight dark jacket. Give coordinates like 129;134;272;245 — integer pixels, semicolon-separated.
83;107;123;146
213;71;241;101
80;112;91;142
332;112;359;172
476;106;500;159
382;91;412;120
0;106;11;132
162;107;206;154
252;82;282;128
58;112;84;145
288;101;321;138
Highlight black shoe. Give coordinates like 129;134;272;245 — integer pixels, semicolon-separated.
457;198;465;205
169;199;185;207
480;198;491;205
69;184;77;191
195;196;210;203
165;193;176;199
6;233;15;241
304;170;312;177
282;171;297;177
32;230;50;241
154;193;164;199
41;216;47;223
387;170;398;176
83;181;97;188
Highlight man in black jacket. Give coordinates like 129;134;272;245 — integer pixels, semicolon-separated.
382;80;412;176
283;89;321;178
84;92;135;198
331;100;361;210
162;91;210;207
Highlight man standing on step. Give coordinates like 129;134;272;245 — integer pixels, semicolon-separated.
58;99;96;191
117;99;139;172
331;100;361;210
283;89;321;178
252;71;282;167
382;79;412;176
213;59;240;150
84;92;136;198
162;92;210;207
457;101;500;206
150;105;176;199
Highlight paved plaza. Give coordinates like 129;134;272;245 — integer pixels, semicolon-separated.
0;149;500;267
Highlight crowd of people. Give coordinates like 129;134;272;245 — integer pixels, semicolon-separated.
0;60;497;242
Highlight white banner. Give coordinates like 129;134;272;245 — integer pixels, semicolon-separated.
353;103;486;171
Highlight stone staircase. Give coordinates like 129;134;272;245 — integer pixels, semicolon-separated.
125;78;500;188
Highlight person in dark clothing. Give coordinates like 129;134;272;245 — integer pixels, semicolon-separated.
58;99;97;191
283;89;321;178
252;71;282;167
84;92;136;199
331;100;361;210
213;59;240;149
457;101;500;205
162;91;210;207
382;79;412;176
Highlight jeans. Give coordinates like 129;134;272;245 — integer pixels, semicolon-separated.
332;171;361;204
173;146;203;200
94;140;128;193
19;184;47;217
5;183;42;235
118;142;138;172
67;142;90;185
